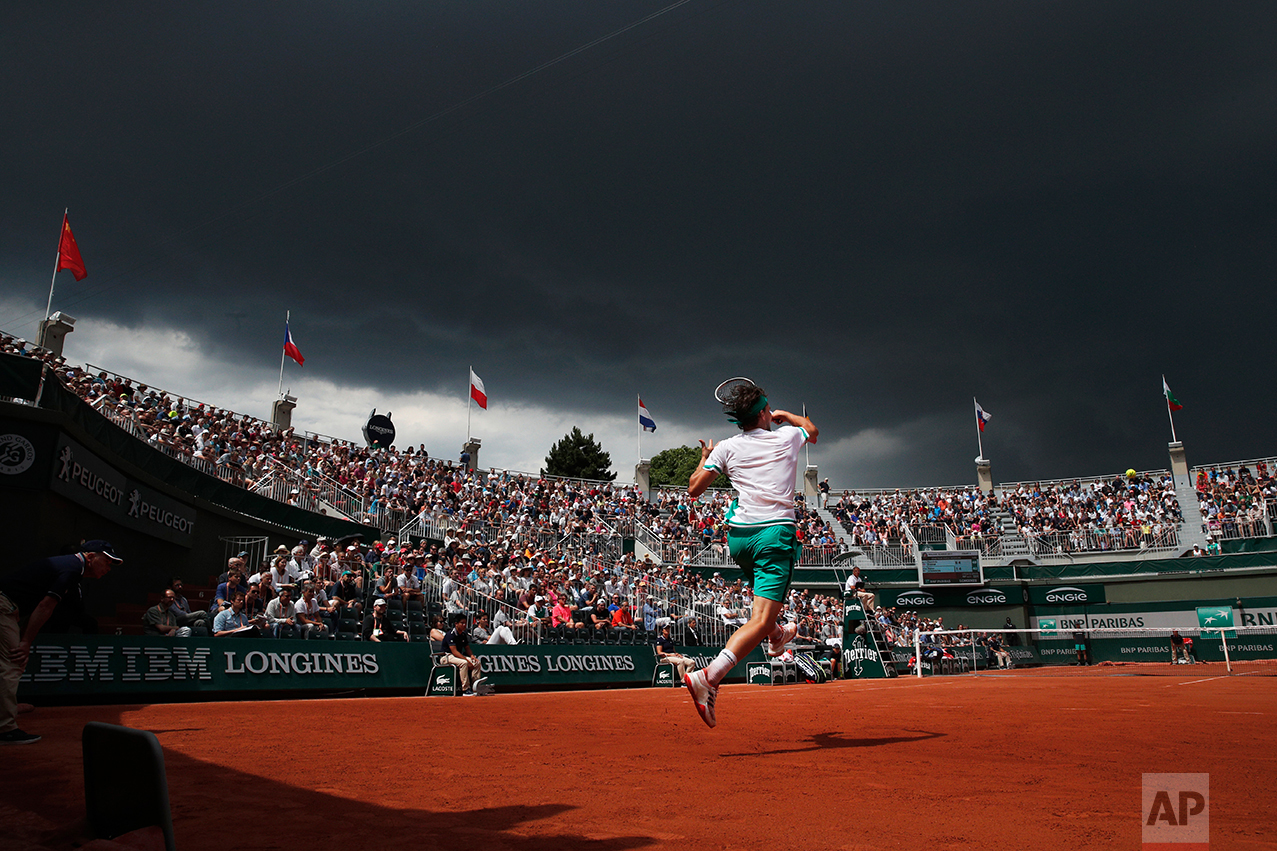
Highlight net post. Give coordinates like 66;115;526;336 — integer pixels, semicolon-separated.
1219;627;1233;674
914;630;922;678
971;629;978;675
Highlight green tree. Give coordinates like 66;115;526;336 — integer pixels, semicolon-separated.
649;445;729;490
543;427;617;481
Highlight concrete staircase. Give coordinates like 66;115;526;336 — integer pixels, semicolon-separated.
815;507;877;569
993;506;1033;559
1171;475;1209;551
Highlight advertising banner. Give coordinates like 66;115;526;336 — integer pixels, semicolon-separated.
878;585;1025;609
1026;584;1107;605
19;636;432;696
841;593;891;679
1196;606;1236;639
18;636;758;699
0;418;54;490
49;434;197;546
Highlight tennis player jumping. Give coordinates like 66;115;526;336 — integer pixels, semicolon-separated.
683;379;817;728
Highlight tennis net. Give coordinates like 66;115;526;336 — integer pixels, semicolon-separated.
904;626;1277;677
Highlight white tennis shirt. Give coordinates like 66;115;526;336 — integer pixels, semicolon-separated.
703;425;810;528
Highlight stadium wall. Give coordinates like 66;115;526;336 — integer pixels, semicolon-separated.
16;637;758;702
0;401;378;615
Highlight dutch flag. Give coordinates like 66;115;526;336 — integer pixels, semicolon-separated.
638;398;657;433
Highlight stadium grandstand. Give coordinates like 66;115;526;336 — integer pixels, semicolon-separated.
2;328;1275;694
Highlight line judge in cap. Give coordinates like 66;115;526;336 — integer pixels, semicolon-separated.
0;540;122;745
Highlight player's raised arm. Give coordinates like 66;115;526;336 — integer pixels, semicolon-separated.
688;438;717;498
770;409;818;443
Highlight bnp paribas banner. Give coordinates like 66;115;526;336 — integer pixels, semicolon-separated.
1030;596;1277;633
17;636;755;698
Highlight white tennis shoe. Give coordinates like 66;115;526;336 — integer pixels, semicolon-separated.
684;670;717;728
767;622;799;657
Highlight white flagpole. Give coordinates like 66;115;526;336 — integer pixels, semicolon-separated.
637;394;641;468
277;310;289;398
44;208;68;325
1163;376;1178;443
467;366;473;443
974;397;985;461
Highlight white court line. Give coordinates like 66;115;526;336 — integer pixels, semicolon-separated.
1164;676;1230;686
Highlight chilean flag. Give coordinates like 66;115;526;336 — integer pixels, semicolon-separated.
470;368;487;409
283;321;304;366
974;399;991;432
638;398;657;432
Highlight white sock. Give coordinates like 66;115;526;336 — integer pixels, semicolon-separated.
705;648;737;687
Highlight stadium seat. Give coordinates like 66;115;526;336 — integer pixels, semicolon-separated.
82;723;177;851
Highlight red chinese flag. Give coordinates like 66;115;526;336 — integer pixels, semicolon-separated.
57;214;87;281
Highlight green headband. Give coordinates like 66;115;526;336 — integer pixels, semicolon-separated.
725;394;768;425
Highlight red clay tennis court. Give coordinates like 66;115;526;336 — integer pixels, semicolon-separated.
4;673;1275;851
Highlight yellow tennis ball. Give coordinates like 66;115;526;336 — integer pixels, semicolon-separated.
1125;468;1137;478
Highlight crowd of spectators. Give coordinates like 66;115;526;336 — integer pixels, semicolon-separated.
1194;462;1276;540
1002;472;1184;554
5;332;1275;577
829;486;1000;553
643;488;845;564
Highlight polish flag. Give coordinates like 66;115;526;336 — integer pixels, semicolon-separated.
470;369;487;409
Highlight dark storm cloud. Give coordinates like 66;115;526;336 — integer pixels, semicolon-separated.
4;1;1276;485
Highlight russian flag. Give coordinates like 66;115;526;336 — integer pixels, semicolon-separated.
974;399;991;432
283;321;304;366
470;368;487;409
638;398;656;433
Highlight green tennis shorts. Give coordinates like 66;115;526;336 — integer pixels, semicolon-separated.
727;524;801;603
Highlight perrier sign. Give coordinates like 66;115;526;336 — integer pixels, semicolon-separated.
841;592;891;679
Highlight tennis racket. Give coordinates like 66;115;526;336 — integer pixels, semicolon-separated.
713;376;757;405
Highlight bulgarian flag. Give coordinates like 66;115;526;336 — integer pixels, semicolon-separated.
1163;377;1182;411
469;368;487;409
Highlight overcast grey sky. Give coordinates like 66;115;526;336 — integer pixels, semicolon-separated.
3;2;1275;487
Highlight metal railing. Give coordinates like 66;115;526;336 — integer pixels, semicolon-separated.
997;469;1174;496
1202;504;1272;541
97;402;246;486
860;544;917;566
84;363;354;449
1025;524;1181;557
